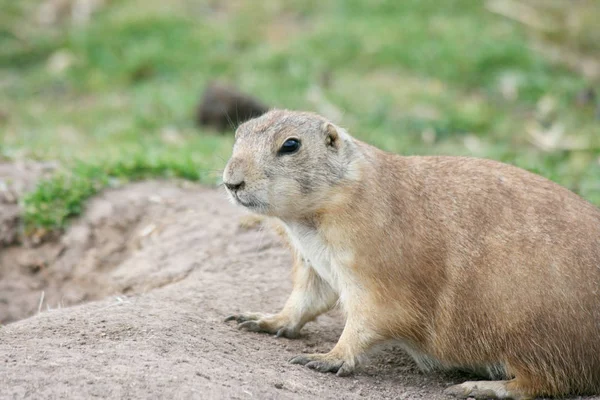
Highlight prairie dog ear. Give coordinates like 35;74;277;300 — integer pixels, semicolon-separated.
322;122;340;148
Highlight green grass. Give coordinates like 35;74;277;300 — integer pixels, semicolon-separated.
1;0;599;234
20;149;222;233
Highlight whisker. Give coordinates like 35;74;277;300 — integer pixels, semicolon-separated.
256;221;266;250
213;154;228;164
224;111;236;131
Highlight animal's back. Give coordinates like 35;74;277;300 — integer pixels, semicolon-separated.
389;155;600;395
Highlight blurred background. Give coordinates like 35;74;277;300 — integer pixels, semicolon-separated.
0;0;599;232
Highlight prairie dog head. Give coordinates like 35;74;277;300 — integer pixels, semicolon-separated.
222;109;360;218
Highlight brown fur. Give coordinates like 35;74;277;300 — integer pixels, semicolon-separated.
223;109;600;399
196;82;268;132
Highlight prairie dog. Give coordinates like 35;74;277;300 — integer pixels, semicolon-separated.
222;109;600;399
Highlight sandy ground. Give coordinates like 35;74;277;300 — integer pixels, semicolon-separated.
0;170;598;399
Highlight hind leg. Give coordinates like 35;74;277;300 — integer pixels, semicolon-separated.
444;379;533;400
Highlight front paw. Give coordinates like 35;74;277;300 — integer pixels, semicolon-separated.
289;352;355;376
224;312;300;338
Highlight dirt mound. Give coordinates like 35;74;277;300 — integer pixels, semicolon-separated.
0;181;200;324
1;179;598;399
0;161;56;246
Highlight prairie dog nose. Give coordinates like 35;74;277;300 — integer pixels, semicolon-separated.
224;180;245;192
223;157;247;192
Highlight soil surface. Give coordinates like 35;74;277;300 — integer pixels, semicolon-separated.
0;161;57;247
0;171;598;399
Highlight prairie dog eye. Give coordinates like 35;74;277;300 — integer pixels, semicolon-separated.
278;138;301;155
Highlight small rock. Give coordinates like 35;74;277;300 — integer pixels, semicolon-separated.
196;81;268;133
274;382;284;389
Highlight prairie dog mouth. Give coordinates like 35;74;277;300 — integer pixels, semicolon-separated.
237;198;259;208
232;192;265;210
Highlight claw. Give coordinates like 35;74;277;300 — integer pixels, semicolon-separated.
289;355;311;365
238;320;261;332
276;327;299;339
224;313;261;324
306;360;342;373
336;363;354;377
225;312;301;339
290;353;355;376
